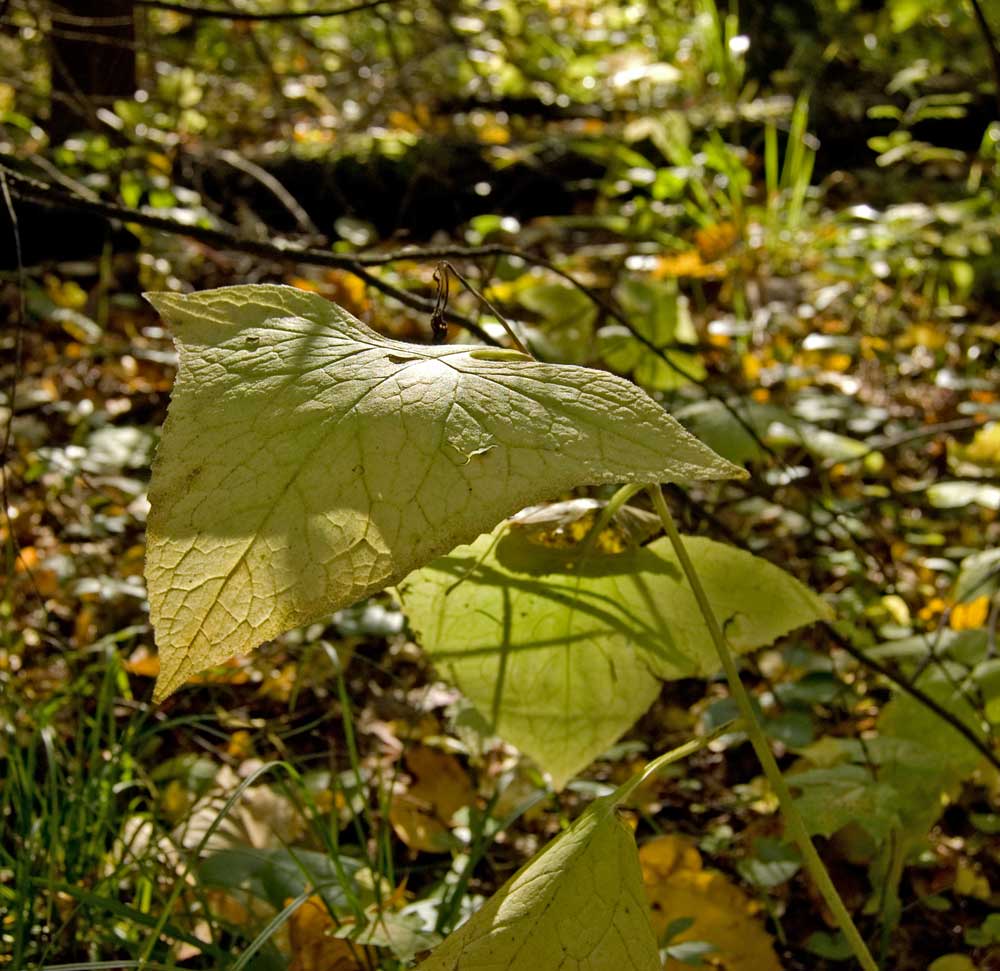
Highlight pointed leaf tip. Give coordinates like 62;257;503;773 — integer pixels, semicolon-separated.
416;795;660;971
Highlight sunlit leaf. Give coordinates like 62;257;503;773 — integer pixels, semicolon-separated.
949;422;1000;471
416;791;659;971
927;482;1000;510
145;285;742;700
598;278;706;391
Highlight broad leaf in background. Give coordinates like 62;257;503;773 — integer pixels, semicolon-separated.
792;669;986;850
399;523;830;787
416;788;660;971
145;285;743;700
598;278;706;391
516;281;597;364
954;547;1000;602
675;399;792;466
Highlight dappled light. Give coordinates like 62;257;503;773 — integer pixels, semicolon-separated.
1;2;998;969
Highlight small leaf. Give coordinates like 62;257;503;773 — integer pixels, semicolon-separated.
805;931;854;960
790;764;901;843
954;548;1000;602
927;481;1000;510
416;794;660;971
400;526;830;788
928;957;978;971
949;422;1000;471
388;746;475;853
144;285;742;700
288;896;374;971
950;595;990;631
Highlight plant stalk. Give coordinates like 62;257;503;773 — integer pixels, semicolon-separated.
648;486;880;971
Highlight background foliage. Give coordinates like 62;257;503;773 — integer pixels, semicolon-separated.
1;1;999;969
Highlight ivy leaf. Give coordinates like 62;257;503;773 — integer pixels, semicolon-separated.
416;791;660;971
144;285;742;700
399;526;830;788
792;668;986;847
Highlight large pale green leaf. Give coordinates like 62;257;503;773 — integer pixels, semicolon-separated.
398;526;831;788
144;285;742;700
417;788;660;971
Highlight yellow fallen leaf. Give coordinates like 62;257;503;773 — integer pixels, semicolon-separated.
389;746;475;853
953;422;1000;470
639;834;782;971
918;597;947;624
124;647;161;678
654;250;727;280
695;221;738;261
742;354;762;382
226;729;254;761
44;273;88;310
950;595;990;631
319;269;369;318
825;352;853;373
953;859;990;900
897;322;947;351
928;956;978;971
478;123;511;145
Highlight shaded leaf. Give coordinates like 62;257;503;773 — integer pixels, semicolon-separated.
389;746;476;853
790;764;902;843
288;896;374;971
400;525;830;788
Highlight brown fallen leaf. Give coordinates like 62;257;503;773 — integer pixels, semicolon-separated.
389;745;475;853
288;896;373;971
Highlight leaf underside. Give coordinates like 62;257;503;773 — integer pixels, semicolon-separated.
144;285;743;699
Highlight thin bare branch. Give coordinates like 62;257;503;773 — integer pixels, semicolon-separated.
826;623;999;774
132;0;392;21
0;163;496;344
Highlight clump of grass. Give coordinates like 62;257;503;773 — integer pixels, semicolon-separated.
0;643;216;966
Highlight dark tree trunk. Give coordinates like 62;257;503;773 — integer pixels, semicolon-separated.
49;0;136;140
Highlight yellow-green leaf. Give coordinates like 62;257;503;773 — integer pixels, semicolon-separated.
416;792;660;971
399;525;831;788
144;285;742;700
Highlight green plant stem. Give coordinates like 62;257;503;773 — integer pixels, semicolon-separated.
648;486;880;971
579;482;644;556
614;720;738;806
